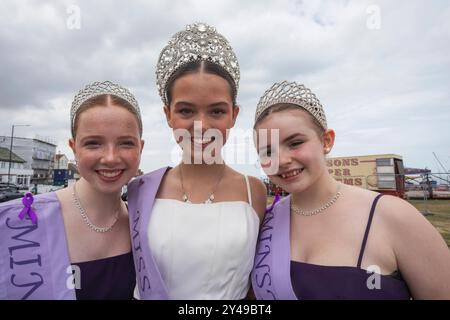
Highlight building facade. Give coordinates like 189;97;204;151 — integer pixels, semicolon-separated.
327;154;405;197
53;153;70;186
0;136;57;185
0;147;34;187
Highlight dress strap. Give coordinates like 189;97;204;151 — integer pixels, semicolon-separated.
244;175;252;207
357;194;383;268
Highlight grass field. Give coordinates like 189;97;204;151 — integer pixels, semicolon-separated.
267;196;450;247
409;200;450;247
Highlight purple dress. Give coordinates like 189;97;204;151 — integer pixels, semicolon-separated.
290;195;410;299
74;252;135;300
252;194;411;300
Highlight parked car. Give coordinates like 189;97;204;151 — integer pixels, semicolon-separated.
0;188;24;202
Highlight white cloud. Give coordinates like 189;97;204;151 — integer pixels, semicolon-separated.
1;0;449;175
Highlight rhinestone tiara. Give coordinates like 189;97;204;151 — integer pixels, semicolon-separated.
156;22;240;106
70;81;142;136
254;81;327;130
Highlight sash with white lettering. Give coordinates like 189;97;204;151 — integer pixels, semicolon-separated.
127;167;170;299
0;193;75;300
251;195;297;300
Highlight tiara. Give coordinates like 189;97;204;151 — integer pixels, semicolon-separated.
70;81;142;136
254;81;327;130
156;22;240;106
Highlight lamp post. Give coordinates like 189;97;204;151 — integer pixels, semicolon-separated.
7;124;30;186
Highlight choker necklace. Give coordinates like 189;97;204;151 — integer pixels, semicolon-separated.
72;183;120;233
291;183;342;216
180;164;226;204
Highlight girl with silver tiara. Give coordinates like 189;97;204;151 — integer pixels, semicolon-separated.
251;81;450;299
127;22;267;300
0;81;144;299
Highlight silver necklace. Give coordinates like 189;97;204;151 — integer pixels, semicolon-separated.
72;183;120;233
180;164;226;204
291;183;342;216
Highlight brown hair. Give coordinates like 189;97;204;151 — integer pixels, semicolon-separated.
72;94;142;138
165;60;237;107
254;103;325;138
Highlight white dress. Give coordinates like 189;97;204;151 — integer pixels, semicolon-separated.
147;176;260;300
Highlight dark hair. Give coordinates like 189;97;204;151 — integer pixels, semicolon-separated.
72;94;142;138
254;103;325;138
165;60;237;107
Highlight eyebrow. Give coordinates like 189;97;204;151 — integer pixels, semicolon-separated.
282;133;307;144
173;101;230;108
80;135;103;142
258;133;307;152
80;135;138;142
117;136;140;140
174;101;195;108
208;102;229;108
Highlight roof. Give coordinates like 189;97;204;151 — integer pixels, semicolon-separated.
0;147;26;163
55;154;68;161
329;154;403;160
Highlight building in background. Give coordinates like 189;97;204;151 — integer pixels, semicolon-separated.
54;153;69;170
0;136;57;185
0;147;33;187
53;153;70;186
265;154;406;198
327;154;405;197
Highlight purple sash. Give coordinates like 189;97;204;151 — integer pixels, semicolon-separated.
127;167;170;299
0;193;75;300
251;195;297;300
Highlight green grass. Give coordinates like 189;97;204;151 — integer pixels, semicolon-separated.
267;196;450;247
409;200;450;247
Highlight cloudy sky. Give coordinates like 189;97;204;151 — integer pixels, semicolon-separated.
1;0;449;177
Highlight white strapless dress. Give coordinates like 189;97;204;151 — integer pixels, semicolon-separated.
147;198;260;300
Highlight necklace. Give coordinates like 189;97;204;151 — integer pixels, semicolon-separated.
72;183;120;233
179;164;226;204
291;183;342;216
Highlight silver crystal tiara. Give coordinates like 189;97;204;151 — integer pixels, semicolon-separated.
70;81;142;136
156;22;240;106
254;81;327;130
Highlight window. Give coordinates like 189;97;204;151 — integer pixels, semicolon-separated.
0;162;5;169
17;175;28;185
376;158;392;166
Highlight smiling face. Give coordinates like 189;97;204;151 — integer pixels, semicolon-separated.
255;108;334;194
164;71;239;162
70;102;144;194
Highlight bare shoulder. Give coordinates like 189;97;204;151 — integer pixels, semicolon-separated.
376;194;450;298
375;194;430;231
247;175;267;223
55;186;71;199
225;167;267;222
247;175;267;192
155;167;178;198
374;194;449;250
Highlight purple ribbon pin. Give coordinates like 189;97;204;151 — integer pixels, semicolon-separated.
18;193;37;224
266;193;281;213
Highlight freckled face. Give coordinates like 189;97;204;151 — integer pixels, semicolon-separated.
70;104;144;194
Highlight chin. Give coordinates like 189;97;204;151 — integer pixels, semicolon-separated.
93;175;130;194
95;183;124;194
270;177;310;195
